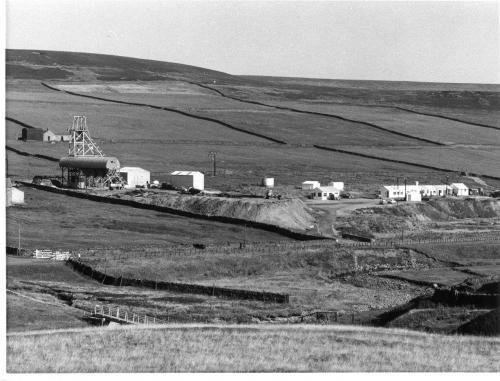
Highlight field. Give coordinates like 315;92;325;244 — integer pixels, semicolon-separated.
7;324;500;372
6;186;291;249
4;49;500;363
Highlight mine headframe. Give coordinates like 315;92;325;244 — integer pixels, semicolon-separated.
59;116;124;188
68;115;104;157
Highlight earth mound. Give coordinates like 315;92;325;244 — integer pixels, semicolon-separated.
120;192;316;231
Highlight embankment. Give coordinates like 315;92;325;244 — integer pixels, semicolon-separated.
338;198;500;234
116;191;316;231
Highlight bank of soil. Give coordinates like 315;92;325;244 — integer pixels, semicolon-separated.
335;198;500;235
113;190;316;231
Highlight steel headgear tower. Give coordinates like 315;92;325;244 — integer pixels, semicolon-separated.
59;116;123;188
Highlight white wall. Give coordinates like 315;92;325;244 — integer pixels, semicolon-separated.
170;173;204;190
11;188;24;204
120;168;150;188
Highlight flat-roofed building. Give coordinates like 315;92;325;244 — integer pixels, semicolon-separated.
120;167;150;188
170;171;204;190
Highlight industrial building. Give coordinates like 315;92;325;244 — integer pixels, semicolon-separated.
59;116;123;189
6;178;24;206
302;181;320;190
380;182;469;201
120;167;150;189
170;171;204;190
21;127;71;142
312;185;340;200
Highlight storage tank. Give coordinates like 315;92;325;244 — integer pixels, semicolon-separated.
262;177;274;188
59;156;120;170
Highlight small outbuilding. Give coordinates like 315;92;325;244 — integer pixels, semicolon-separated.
312;186;340;201
170;171;204;190
120;167;150;189
20;128;71;142
6;178;24;206
21;127;44;141
302;181;320;190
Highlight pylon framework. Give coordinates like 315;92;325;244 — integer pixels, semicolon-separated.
68;116;104;157
59;116;124;188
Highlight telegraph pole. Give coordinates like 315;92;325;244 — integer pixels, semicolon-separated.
208;151;217;176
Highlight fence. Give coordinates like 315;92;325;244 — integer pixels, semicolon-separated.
33;249;71;261
90;304;165;325
66;259;289;304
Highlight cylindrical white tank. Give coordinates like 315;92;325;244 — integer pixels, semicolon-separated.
59;156;120;170
262;177;274;188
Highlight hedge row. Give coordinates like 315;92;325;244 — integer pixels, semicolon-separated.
66;259;289;304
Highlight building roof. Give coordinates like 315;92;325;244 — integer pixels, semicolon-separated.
302;180;319;184
382;184;450;192
451;183;468;189
171;171;203;176
314;186;341;193
120;167;149;172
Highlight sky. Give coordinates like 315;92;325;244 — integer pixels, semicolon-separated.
5;0;500;83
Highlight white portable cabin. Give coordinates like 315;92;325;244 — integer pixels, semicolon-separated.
302;181;320;190
170;171;204;190
312;186;340;201
328;182;344;191
120;167;150;188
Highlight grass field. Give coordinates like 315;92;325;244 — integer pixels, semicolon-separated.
407;242;500;266
267;101;500;145
5;50;500;342
7;324;500;372
76;245;430;311
6;186;291;249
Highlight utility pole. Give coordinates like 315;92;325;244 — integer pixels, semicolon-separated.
208;151;217;177
404;177;407;201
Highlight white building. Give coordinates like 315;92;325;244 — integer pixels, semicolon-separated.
120;167;150;188
170;171;204;190
312;186;340;201
6;179;24;206
328;182;344;191
379;181;469;201
451;183;469;196
302;180;320;190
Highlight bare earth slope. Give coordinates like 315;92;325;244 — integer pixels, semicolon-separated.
116;192;316;231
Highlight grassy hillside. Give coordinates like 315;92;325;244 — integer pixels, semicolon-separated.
7;324;500;372
6;186;291;249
